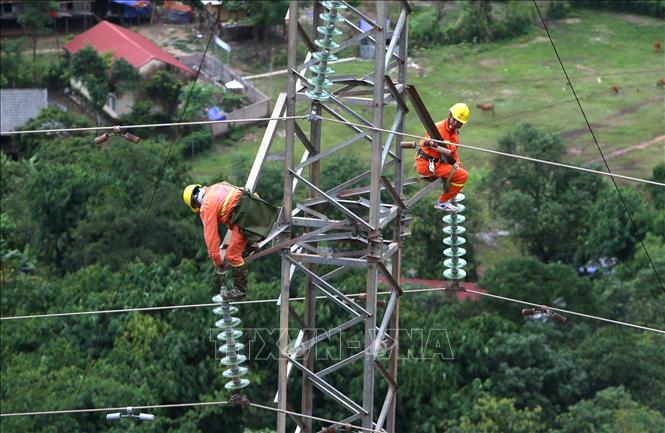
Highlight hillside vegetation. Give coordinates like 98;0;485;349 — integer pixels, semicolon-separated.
1;2;664;433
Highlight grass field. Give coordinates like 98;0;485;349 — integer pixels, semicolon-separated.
189;8;664;273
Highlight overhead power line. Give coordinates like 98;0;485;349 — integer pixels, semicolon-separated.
0;399;382;433
3;287;663;335
0;116;304;136
0;400;228;418
1;116;662;188
532;0;664;294
68;7;226;410
457;287;665;335
320;116;665;187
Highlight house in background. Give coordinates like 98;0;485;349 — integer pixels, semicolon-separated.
105;0;152;25
0;89;48;157
0;0;97;34
63;20;193;119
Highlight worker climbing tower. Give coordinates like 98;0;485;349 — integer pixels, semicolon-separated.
224;1;467;431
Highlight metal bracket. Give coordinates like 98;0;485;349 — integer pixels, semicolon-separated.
400;215;412;238
305;112;323;122
227;393;251;408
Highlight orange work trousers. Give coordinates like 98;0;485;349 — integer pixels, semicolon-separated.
226;224;248;267
415;158;468;203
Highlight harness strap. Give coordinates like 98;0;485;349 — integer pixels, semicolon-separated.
444;163;459;192
417;148;442;163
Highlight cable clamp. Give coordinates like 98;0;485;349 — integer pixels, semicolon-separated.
522;305;567;325
95;126;141;145
227;393;250;408
304;112;323;122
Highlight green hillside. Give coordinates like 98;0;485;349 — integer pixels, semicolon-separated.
1;3;664;433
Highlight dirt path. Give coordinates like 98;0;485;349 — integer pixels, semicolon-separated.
587;133;665;164
560;94;664;139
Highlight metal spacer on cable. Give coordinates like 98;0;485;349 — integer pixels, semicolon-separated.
305;112;323;122
522;305;567;325
227;393;250;408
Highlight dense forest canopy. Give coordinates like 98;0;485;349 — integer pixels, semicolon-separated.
2;1;664;432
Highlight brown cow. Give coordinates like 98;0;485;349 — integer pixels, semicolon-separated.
476;103;495;115
655;40;662;53
658;78;665;88
610;85;619;95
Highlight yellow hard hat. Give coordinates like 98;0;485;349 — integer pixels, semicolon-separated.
450;103;470;124
183;184;203;213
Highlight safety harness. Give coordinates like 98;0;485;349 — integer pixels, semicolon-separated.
417;148;458;191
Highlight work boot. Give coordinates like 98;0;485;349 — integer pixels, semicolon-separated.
231;264;249;297
434;200;459;212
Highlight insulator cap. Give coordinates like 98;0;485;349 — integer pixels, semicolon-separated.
443;236;466;246
222;354;247;366
219;342;245;354
315;38;341;50
442;214;466;224
215;317;242;328
319;12;345;24
313;51;338;63
217;329;243;341
225;378;250;390
223;366;249;378
444;247;466;257
444;268;467;280
444;258;467;269
443;226;466;235
317;25;343;37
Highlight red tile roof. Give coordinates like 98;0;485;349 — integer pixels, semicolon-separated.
63;20;193;74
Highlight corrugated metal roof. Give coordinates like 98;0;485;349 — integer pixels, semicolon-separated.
0;89;48;132
63;20;193;74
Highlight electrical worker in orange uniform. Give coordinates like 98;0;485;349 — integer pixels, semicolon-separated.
415;102;470;212
183;182;248;299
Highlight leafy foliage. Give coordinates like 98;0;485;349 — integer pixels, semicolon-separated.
146;70;183;120
410;1;535;48
13;105;91;158
552;386;665;433
109;58;140;95
445;395;545;433
485;124;606;263
70;46;110;116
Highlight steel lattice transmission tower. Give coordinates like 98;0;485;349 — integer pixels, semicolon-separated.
233;1;448;431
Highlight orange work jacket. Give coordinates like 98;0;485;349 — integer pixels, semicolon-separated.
417;119;460;163
199;182;242;266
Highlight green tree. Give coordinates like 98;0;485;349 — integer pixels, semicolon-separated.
445;395;544;433
552;386;665;433
146;70;183;120
575;187;649;265
578;328;665;411
16;1;58;72
486;328;589;418
14;105;92;158
479;257;595;318
485;124;606;263
109;58;140;95
70;46;110;124
0;37;28;87
647;163;665;209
